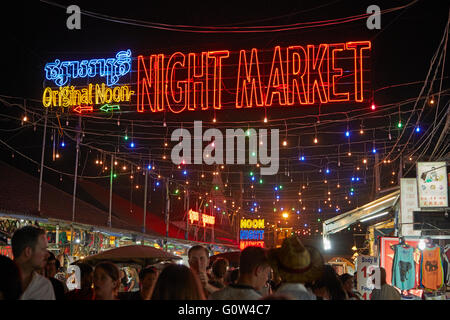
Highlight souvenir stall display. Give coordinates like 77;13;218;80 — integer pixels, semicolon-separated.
381;236;449;299
391;237;416;291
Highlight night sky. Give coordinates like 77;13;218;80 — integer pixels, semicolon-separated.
0;0;449;257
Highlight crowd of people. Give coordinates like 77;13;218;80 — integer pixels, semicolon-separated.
0;225;402;300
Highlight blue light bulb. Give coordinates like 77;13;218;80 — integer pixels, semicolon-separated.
372;148;377;154
156;181;160;186
300;156;305;161
415;127;421;133
148;165;152;170
326;168;330;174
183;170;187;175
345;131;350;137
351;177;355;181
318;208;322;213
274;186;278;191
130;142;135;148
61;142;65;147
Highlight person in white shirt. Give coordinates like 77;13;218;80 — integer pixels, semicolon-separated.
12;226;55;300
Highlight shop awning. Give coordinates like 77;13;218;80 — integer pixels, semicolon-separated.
323;190;400;237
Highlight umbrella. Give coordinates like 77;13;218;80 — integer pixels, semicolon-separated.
209;251;241;268
72;245;181;267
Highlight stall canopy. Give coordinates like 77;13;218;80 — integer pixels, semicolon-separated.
323;190;400;239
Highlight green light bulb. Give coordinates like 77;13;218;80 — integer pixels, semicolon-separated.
397;122;402;128
259;179;263;184
124;135;128;141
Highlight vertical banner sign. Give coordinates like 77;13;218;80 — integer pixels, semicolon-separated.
417;162;448;208
356;255;380;300
240;218;265;250
400;178;421;237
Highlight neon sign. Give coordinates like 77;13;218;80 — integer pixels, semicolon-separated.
188;209;215;227
240;229;264;241
240;218;265;250
42;41;371;114
44;50;132;87
239;241;265;250
240;218;265;229
137;41;371;114
42;83;134;108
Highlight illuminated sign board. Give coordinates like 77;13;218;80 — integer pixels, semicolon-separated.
43;41;371;114
44;50;132;87
188;209;215;227
240;218;265;250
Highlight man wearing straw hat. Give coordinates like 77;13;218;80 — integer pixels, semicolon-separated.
268;235;324;300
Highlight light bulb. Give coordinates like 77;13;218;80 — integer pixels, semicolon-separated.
314;137;318;144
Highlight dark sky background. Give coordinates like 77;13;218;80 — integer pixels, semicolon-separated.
0;0;448;257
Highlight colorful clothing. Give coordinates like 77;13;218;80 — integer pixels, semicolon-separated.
443;245;450;285
392;245;415;290
419;246;444;290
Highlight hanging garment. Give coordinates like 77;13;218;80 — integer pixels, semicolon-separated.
420;246;444;290
443;245;450;286
392;244;416;290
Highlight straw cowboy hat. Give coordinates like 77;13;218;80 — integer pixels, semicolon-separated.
268;235;324;283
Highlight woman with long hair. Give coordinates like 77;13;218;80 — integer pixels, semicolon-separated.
151;264;205;300
311;264;348;300
93;262;120;300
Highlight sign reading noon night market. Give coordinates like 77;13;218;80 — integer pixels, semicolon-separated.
42;41;371;114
